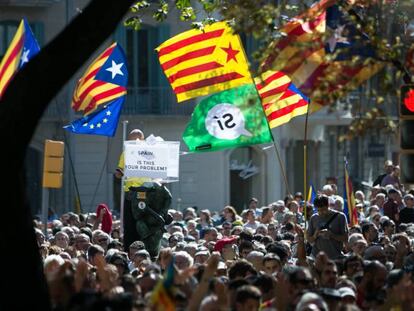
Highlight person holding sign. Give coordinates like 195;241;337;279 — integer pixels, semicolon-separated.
115;129;172;259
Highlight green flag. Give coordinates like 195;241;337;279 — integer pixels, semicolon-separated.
183;84;273;152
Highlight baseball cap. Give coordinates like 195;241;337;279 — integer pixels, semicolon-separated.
214;236;237;252
338;287;356;299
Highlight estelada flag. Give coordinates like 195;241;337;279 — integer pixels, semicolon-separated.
255;70;309;128
0;18;40;99
344;159;358;227
262;0;383;112
71;42;128;115
156;21;253;102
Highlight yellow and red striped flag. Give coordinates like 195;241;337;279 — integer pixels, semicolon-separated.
0;19;40;99
71;42;128;115
344;159;358;226
254;70;309;128
156;21;253;102
261;0;383;112
150;260;176;311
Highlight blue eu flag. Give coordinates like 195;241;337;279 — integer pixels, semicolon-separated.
63;96;124;137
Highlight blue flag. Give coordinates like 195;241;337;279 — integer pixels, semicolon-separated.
20;19;40;69
325;5;376;61
63;96;124;137
0;18;40;98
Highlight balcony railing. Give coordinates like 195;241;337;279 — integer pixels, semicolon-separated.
123;87;196;116
0;0;60;6
41;87;197;120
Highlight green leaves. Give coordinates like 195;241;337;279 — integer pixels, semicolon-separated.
179;6;196;21
124;16;142;31
153;1;169;22
131;1;150;12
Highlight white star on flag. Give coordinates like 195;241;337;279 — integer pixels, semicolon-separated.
327;25;350;53
90;124;95;129
106;60;124;79
97;123;102;128
20;49;30;66
106;110;112;116
103;118;108;123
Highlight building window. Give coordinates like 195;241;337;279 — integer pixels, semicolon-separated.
0;21;19;58
125;25;165;89
0;20;43;59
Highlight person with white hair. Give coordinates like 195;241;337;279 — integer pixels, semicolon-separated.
246;250;264;272
333;196;344;212
54;231;69;249
295;292;328;311
173;250;194;270
322;184;334;196
43;254;65;282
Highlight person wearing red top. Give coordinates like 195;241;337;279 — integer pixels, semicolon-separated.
95;203;113;234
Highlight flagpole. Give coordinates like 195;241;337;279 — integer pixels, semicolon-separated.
251;77;292;196
303;102;311;230
272;138;292;196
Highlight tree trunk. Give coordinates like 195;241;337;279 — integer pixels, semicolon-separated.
0;0;135;309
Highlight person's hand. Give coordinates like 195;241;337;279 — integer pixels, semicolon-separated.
95;253;118;293
313;229;321;239
202;252;220;281
295;224;305;242
274;272;289;310
215;278;229;310
74;258;89;292
294;224;304;236
174;266;197;285
97;208;106;222
114;169;123;179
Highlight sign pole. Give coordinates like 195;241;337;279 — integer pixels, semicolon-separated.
120;120;128;237
41;187;49;235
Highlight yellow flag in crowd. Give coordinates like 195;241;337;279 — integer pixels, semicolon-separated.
156;21;253;102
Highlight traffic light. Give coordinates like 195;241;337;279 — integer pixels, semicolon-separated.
42;140;64;188
399;84;414;183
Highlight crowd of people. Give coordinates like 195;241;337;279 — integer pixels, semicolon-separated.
34;159;414;310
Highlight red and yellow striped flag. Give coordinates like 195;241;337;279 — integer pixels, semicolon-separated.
261;0;383;112
254;70;309;128
71;42;128;115
0;19;40;99
156;21;253;102
344;161;358;226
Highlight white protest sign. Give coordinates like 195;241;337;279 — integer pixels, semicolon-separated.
124;140;180;181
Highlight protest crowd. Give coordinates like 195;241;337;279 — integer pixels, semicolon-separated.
33;159;414;311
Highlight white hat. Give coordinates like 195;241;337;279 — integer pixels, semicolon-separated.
338;287;356;298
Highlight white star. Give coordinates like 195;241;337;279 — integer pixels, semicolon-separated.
103;118;108;123
327;25;350;53
106;110;112;116
83;123;88;127
20;49;30;66
106;60;124;79
89;124;95;129
97;123;102;128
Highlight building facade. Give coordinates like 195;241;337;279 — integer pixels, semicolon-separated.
0;0;397;216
